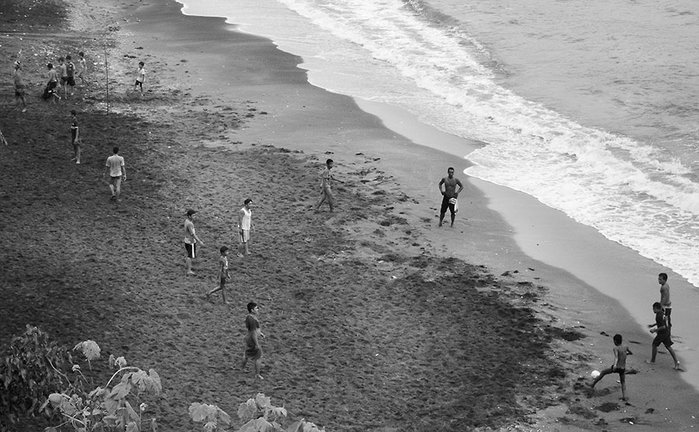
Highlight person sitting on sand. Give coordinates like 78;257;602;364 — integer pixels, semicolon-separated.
237;198;253;256
13;61;26;112
591;333;632;401
184;209;204;275
241;302;265;380
438;167;464;227
647;301;680;370
316;158;336;212
104;146;126;201
206;246;231;303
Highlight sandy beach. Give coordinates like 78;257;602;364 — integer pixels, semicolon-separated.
1;0;698;431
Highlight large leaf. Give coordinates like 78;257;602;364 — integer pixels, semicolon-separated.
148;369;162;394
109;382;132;400
125;400;140;423
238;418;275;432
255;393;271;410
237;399;258;422
73;341;101;361
189;402;218;423
216;407;231;425
125;421;138;432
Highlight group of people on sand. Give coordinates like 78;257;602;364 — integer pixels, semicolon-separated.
12;52;148;111
40;52;87;103
590;272;679;401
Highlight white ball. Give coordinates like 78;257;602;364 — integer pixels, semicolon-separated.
591;370;601;379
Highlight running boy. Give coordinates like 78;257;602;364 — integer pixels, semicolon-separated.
241;302;265;380
591;334;632;401
206;246;231;303
647;302;680;369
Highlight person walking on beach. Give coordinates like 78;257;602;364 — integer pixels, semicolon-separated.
57;57;69;99
206;246;231;303
43;63;60;102
104;146;126;201
647;302;680;370
237;198;253;256
13;61;26;112
438;167;464;227
316;158;336;212
64;55;76;97
241;302;265;380
134;61;145;95
76;51;87;86
70;110;81;164
184;209;205;275
658;272;672;330
591;333;632;401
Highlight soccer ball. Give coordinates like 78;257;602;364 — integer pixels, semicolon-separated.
591;370;601;379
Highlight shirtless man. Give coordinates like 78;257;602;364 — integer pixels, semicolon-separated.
184;209;205;275
438;167;464;227
316;158;336;212
658;272;672;330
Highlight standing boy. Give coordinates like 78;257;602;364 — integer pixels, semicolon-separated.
70;110;81;164
647;302;680;369
591;334;632;401
184;209;205;275
238;198;253;256
104;147;125;201
134;61;145;95
438;167;464;227
658;272;672;330
76;51;87;85
58;57;68;98
206;246;231;303
13;61;26;112
241;302;265;380
316;158;336;212
64;55;76;97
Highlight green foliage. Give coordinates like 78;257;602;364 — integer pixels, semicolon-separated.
42;340;162;432
0;325;71;429
190;394;324;432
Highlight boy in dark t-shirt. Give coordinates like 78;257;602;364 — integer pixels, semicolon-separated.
647;302;680;370
241;302;265;380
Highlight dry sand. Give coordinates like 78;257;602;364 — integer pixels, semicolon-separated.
1;0;698;431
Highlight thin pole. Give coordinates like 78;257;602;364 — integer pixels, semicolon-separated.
104;44;109;114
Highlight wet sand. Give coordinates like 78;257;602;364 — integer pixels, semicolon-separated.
1;0;698;430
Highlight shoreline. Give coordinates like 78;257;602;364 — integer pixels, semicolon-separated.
130;0;699;428
2;0;699;430
150;0;699;426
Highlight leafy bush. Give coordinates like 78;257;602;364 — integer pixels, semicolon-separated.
0;325;71;430
190;394;325;432
42;343;162;432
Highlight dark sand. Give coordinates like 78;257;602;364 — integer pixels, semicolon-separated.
1;0;698;431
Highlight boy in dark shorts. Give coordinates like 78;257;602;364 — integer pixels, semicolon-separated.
647;302;680;369
438;167;464;227
134;61;145;95
206;246;230;303
70;110;81;164
241;302;265;380
64;55;76;97
591;334;632;401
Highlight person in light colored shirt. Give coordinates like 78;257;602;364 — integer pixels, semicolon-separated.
104;146;126;201
237;198;253;256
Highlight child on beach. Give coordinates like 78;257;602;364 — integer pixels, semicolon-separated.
591;334;632;401
647;301;680;369
42;63;60;102
13;61;26;112
206;246;231;303
316;158;336;212
241;302;265;380
658;272;672;330
134;61;145;95
64;55;76;97
237;198;253;256
70;110;81;164
76;51;87;85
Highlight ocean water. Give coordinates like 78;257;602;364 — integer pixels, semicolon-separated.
179;0;699;289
